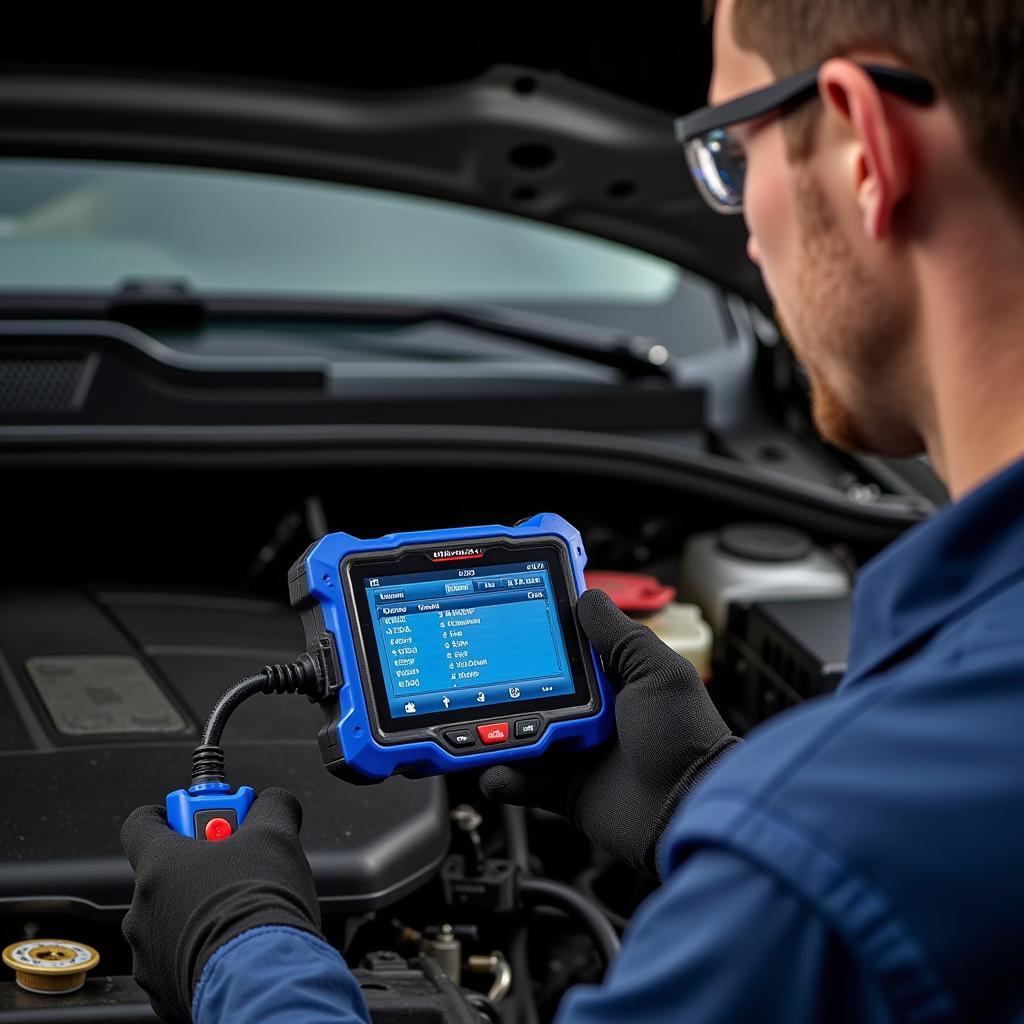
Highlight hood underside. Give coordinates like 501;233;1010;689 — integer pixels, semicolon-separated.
2;7;766;306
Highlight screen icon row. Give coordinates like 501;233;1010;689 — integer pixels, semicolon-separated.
394;676;572;718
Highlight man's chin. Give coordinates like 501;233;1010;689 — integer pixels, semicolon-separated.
810;378;873;453
772;306;921;457
809;374;923;458
776;320;873;452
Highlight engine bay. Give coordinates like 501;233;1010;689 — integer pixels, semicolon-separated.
0;446;920;1021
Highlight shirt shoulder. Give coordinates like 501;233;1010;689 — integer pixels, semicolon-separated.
663;575;1024;1022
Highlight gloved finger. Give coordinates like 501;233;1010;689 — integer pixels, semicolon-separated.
243;786;303;834
577;589;682;689
479;765;534;806
480;761;580;818
120;804;173;869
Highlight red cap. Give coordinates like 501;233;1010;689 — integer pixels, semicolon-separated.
584;571;676;614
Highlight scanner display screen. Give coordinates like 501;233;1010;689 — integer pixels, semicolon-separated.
364;560;574;722
346;541;595;734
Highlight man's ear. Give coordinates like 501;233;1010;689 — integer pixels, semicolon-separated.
817;59;912;240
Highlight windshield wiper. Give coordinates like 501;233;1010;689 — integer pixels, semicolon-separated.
100;279;676;381
413;303;673;381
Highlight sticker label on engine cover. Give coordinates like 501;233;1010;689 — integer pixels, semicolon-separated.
25;656;187;735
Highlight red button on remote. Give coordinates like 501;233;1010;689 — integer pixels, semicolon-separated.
204;817;233;841
477;722;509;745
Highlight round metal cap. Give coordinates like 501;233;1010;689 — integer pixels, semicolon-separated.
3;939;100;995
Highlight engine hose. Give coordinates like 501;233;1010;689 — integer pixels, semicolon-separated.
518;876;621;965
575;865;630;932
508;926;539;1024
502;805;531;872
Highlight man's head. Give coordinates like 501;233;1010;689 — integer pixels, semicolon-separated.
704;0;1024;459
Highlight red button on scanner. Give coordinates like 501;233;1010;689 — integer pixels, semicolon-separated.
204;817;233;842
476;722;509;745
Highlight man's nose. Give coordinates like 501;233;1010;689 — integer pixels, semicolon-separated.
746;234;761;266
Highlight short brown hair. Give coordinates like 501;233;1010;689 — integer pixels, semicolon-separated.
728;0;1024;218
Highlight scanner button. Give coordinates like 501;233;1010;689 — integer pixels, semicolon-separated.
477;722;509;745
194;808;238;841
444;728;477;749
514;718;541;740
204;817;233;842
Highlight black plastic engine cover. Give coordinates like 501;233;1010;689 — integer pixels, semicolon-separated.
0;589;448;914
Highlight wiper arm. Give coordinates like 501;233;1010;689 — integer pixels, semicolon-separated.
427;304;674;381
102;280;676;381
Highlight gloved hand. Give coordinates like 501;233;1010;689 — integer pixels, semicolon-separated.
480;589;739;876
121;787;322;1024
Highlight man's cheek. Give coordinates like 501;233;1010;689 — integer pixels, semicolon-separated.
742;136;790;281
748;232;787;314
744;198;783;296
748;213;801;328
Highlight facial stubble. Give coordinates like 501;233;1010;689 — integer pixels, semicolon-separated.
775;171;920;457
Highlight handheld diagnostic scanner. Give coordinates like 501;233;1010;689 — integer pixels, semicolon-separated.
288;513;614;782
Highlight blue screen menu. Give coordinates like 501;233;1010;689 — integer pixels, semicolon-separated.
365;560;575;721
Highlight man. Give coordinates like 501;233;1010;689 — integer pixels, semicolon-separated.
121;0;1024;1020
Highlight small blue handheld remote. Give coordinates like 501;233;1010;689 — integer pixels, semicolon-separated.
166;782;255;840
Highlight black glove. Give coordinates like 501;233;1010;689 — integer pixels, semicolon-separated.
480;589;739;876
121;787;322;1024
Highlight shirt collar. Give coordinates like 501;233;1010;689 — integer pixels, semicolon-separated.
843;455;1024;688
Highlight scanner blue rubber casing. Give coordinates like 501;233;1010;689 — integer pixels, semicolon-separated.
289;513;614;781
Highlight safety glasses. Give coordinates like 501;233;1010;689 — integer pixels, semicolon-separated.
674;63;936;214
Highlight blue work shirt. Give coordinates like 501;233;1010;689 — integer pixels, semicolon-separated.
193;456;1024;1024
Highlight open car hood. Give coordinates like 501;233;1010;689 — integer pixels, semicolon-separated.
1;8;765;306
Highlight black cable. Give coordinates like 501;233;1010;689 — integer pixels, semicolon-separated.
199;673;271;749
500;806;540;1024
518;877;621;966
191;654;323;784
502;807;621;964
575;866;630;932
502;805;530;873
508;926;540;1024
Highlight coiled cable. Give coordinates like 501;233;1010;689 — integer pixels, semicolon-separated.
191;654;323;784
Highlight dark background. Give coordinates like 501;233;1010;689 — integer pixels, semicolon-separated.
6;8;713;114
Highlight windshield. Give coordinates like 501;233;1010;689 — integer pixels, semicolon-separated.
0;158;685;299
0;159;731;356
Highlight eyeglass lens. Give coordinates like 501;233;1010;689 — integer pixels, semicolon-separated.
686;128;747;212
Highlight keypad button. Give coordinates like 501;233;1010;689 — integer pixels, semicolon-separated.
444;728;477;749
476;722;509;745
514;717;542;740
